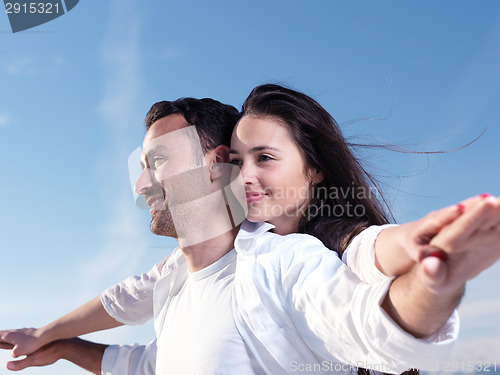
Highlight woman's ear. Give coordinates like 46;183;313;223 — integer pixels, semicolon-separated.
309;168;325;184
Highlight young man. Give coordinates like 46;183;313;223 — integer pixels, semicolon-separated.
2;97;500;374
1;97;244;374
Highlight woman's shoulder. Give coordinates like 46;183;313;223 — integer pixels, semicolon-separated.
257;232;342;273
235;220;339;265
279;231;329;250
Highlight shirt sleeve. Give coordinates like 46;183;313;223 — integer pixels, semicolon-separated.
101;340;156;375
281;238;459;374
342;224;396;284
100;256;170;326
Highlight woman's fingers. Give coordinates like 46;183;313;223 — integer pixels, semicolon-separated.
431;196;500;251
458;194;488;212
422;203;465;236
486;197;500;229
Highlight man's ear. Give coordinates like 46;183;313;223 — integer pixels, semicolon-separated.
208;145;230;180
214;144;230;163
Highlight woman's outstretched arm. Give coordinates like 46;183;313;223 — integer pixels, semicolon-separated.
383;194;500;338
374;194;487;277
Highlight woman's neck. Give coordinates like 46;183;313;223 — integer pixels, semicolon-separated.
269;217;300;236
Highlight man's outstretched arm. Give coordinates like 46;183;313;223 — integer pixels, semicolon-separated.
0;296;122;359
1;255;166;360
4;338;156;375
5;338;107;374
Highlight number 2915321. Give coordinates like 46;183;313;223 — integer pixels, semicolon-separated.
5;2;61;14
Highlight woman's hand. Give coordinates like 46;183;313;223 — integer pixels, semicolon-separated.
375;194;488;277
419;195;500;295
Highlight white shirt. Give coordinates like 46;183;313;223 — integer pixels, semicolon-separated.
101;222;458;375
100;224;394;327
156;249;263;374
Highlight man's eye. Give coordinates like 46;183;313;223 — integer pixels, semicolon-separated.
153;156;167;167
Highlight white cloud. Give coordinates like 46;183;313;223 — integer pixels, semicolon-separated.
77;0;150;298
97;0;142;127
459;298;500;325
2;56;36;76
1;55;66;78
0;113;8;127
68;3;175;362
450;336;500;363
53;55;64;66
160;47;185;61
77;194;150;297
453;262;500;344
445;261;500;364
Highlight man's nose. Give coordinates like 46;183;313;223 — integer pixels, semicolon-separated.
135;168;155;195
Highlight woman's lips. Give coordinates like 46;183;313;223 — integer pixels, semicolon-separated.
246;192;266;203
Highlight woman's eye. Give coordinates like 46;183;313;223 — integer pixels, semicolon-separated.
230;159;242;167
258;154;272;162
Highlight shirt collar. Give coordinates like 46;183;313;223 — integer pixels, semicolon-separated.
237;220;275;240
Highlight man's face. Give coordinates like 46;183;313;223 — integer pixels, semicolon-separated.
134;114;207;237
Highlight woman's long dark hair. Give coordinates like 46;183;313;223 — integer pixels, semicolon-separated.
242;84;418;375
242;84;391;256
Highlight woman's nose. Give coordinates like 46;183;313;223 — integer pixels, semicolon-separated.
240;163;257;185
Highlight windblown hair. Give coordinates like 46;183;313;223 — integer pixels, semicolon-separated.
243;83;419;375
242;84;391;256
145;98;241;152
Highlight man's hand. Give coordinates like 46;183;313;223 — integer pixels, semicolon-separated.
5;340;64;371
0;328;46;359
1;296;122;361
3;338;107;374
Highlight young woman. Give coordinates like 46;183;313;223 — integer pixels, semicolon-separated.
229;83;479;279
228;84;500;375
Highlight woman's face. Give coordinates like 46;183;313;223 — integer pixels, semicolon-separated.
230;115;319;235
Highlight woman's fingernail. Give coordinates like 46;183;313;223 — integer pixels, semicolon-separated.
480;193;492;198
457;203;465;213
429;249;448;262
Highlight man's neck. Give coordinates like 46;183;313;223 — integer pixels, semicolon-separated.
178;226;239;272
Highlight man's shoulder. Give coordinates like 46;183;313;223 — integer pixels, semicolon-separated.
159;246;187;276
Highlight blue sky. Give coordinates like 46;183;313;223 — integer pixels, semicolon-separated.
1;1;500;374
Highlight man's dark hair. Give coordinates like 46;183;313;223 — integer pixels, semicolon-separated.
145;98;241;153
